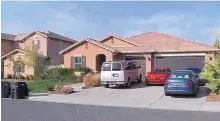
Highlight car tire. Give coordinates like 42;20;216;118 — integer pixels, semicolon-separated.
192;92;197;97
165;92;169;96
104;84;109;88
126;78;131;88
137;75;142;83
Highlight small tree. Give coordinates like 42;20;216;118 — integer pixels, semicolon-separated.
200;31;220;94
23;42;45;79
8;55;25;79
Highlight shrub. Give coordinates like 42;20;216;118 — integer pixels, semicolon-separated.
29;75;35;80
39;73;47;80
46;85;54;91
7;74;12;79
83;73;100;88
45;68;76;82
74;67;92;74
20;75;26;79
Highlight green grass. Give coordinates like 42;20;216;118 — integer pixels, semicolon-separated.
27;80;75;93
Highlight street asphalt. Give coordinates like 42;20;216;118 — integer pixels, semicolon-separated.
2;99;220;121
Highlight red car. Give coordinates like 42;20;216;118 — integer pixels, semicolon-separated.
145;68;171;85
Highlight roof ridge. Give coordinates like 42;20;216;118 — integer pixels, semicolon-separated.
157;32;217;49
126;32;155;39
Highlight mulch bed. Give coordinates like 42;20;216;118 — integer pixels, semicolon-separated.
206;89;220;102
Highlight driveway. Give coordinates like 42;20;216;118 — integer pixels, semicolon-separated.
28;83;220;112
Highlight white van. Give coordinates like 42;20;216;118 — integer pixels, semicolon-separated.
100;61;143;88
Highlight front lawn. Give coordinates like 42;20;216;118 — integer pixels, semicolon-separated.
27;80;75;93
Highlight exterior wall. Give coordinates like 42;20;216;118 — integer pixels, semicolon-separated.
48;38;75;65
102;37;136;47
205;52;215;64
3;52;34;78
63;41;113;71
1;39;15;56
19;33;48;56
1;39;15;72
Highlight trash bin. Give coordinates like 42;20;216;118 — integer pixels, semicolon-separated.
1;81;11;98
11;82;29;99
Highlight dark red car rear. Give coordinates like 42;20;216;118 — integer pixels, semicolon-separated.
145;68;171;85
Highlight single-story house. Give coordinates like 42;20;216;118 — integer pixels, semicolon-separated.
60;32;219;73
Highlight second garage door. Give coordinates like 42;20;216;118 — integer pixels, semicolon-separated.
155;54;205;71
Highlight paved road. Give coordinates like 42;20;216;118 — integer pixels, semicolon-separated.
2;99;220;121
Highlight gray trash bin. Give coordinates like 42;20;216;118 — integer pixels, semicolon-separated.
1;81;11;98
11;82;29;99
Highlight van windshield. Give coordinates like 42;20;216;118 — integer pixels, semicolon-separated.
112;63;122;71
101;63;111;71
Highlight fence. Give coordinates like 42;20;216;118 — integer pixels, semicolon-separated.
44;64;64;71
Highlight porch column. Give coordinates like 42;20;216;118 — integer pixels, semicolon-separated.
144;54;152;73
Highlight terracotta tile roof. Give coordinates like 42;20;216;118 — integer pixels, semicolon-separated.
100;34;141;47
60;38;120;54
37;31;77;42
127;32;219;52
1;33;16;41
87;38;120;53
3;30;77;43
112;47;154;53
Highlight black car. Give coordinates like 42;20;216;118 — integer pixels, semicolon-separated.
185;68;206;86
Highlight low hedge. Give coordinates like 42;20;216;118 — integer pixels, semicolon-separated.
39;67;92;82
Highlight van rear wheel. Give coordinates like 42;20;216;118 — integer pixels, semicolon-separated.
126;78;131;88
104;84;109;88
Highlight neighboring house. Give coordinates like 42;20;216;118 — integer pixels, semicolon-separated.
60;32;219;73
1;31;76;77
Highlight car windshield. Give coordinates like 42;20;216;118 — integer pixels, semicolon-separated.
185;68;201;73
170;72;191;79
151;69;166;73
101;63;111;71
112;63;122;71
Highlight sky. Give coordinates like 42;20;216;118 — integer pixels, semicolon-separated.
2;1;220;45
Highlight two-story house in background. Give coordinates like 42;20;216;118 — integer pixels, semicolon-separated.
1;30;76;77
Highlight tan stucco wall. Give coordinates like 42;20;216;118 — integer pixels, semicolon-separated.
205;52;215;64
3;52;34;78
19;33;48;56
63;41;113;71
102;37;136;47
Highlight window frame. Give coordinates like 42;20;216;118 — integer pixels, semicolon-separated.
74;56;83;67
33;39;39;49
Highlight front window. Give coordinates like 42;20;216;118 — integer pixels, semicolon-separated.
101;63;111;71
74;56;82;67
33;39;39;49
151;69;166;73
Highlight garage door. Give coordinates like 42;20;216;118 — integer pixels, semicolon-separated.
155;54;205;71
125;56;146;80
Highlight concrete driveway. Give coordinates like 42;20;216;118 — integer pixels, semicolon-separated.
29;83;220;112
